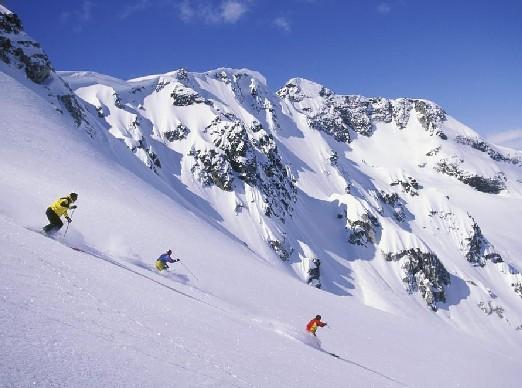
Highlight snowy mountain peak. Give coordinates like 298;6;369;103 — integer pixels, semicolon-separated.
0;4;13;15
58;70;128;88
279;77;331;96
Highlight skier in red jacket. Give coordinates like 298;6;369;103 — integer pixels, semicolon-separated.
306;315;327;336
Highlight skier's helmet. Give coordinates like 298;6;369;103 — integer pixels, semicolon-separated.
70;192;78;201
315;315;321;320
167;249;172;255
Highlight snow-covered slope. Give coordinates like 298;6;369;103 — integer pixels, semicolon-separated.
2;6;522;387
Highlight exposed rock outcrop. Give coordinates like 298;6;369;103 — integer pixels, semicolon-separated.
347;212;379;246
464;220;503;266
307;258;321;288
375;190;407;222
268;238;293;261
384;248;451;310
0;11;52;84
189;118;296;221
390;176;421;196
57;94;86;127
165;123;190;141
277;80;448;143
171;85;205;106
455;136;522;166
414;100;447;139
478;301;505;318
435;159;506;194
1;8;94;134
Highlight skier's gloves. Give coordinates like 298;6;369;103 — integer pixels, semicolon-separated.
70;205;77;209
66;217;72;223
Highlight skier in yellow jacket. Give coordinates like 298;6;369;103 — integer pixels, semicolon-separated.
43;193;78;235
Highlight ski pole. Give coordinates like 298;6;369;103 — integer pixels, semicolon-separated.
180;260;199;281
63;208;76;238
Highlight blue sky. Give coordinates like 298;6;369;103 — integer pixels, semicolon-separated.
3;0;522;137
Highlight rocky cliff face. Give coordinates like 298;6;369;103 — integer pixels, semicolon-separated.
434;159;507;194
385;249;450;310
277;79;447;143
0;11;52;84
455;135;522;166
0;7;94;135
189;116;296;221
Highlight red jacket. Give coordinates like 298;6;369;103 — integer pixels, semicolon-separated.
306;318;326;333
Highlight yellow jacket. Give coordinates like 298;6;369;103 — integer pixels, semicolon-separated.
50;195;74;217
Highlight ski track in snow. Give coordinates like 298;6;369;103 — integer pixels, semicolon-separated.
25;226;233;315
269;321;406;387
326;352;407;387
24;226;405;386
11;226;257;387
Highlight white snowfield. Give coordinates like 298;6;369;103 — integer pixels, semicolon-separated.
1;6;522;388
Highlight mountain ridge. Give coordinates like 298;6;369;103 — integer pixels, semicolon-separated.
56;64;522;315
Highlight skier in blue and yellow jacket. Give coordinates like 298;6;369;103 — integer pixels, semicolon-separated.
156;249;180;271
43;193;78;235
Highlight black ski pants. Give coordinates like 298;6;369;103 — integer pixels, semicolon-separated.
43;207;63;234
